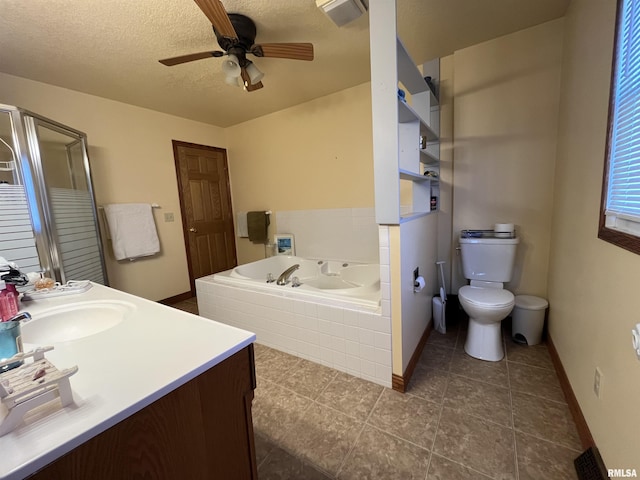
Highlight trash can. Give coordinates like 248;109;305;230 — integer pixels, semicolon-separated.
512;295;548;345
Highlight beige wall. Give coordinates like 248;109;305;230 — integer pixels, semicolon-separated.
451;20;564;297
437;55;454;292
1;74;373;298
1;72;226;300
225;82;374;265
549;0;640;467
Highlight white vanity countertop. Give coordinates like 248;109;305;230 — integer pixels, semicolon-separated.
0;283;256;480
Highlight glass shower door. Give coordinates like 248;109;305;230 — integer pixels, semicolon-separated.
0;110;41;274
27;117;106;284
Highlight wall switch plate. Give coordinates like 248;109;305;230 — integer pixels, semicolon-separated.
593;367;603;399
164;212;174;222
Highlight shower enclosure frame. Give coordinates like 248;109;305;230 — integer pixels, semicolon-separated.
0;103;108;285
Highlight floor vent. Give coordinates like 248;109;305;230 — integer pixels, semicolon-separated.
575;447;609;480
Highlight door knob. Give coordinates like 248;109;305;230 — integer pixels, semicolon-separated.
189;227;197;233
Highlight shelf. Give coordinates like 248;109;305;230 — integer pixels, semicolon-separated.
370;0;440;226
397;39;430;94
397;38;439;106
397;98;421;122
420;149;439;165
399;169;430;182
399;211;435;222
398;100;438;141
428;88;439;107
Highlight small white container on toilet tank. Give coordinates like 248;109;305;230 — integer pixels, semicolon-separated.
512;295;548;346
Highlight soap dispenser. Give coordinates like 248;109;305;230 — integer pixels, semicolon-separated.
5;281;20;314
0;280;7;320
0;280;18;321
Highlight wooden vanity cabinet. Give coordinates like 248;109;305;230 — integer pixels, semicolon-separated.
28;344;258;480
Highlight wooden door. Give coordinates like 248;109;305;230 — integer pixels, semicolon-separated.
173;141;237;294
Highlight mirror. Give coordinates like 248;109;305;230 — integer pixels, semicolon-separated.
34;120;106;284
0;111;17;185
0;105;107;284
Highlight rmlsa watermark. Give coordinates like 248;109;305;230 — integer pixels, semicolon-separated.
609;468;638;478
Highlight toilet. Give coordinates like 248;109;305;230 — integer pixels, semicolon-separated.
458;230;519;361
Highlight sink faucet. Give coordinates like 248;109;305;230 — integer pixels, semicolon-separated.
6;312;31;322
277;264;300;285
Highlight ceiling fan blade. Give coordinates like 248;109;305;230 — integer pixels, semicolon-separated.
246;81;264;92
159;51;224;66
240;67;264;92
193;0;237;39
251;43;314;61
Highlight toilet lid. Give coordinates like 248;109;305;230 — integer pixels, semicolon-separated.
459;285;514;308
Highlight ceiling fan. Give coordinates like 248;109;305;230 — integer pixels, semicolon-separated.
159;0;314;92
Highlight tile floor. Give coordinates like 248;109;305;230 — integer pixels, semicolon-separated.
171;296;199;315
170;298;582;479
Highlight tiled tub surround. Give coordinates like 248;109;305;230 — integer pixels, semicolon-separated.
197;272;392;388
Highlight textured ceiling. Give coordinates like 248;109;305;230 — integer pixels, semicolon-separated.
0;0;570;127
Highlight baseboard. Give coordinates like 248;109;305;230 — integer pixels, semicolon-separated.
392;321;433;393
547;335;595;450
158;291;194;305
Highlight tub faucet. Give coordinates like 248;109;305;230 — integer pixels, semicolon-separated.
277;264;300;285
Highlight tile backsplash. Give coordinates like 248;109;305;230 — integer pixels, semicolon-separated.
275;208;379;264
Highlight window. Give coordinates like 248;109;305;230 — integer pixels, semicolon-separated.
599;0;640;254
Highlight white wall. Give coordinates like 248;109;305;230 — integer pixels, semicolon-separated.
549;0;640;467
398;214;439;373
451;20;564;297
1;73;226;300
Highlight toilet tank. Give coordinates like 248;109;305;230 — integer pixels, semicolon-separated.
459;236;519;282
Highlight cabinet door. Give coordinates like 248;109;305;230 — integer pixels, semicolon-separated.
29;345;257;480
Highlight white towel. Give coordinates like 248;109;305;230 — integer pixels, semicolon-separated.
236;211;249;237
103;203;160;261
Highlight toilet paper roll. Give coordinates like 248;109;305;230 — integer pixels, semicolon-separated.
413;276;426;293
494;223;514;233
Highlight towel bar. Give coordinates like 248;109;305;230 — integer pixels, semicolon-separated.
98;203;160;209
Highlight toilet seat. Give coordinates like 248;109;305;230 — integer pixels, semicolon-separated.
459;285;514;308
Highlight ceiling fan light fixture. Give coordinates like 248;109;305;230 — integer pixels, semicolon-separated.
225;75;242;87
221;53;241;77
245;62;264;84
159;1;314;93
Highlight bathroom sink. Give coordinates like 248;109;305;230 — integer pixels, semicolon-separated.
21;300;136;344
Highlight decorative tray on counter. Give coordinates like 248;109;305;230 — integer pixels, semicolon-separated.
21;280;93;301
0;346;78;436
